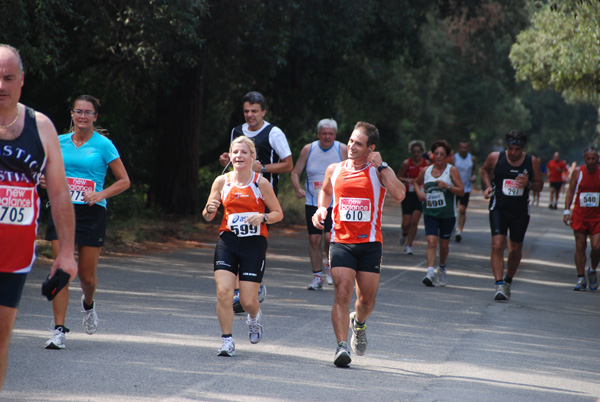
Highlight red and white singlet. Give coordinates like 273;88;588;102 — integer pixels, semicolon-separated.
218;172;268;238
572;166;600;221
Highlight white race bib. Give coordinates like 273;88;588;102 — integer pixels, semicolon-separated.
311;181;323;191
339;197;371;222
0;185;35;225
67;177;96;204
426;191;446;208
502;179;524;196
580;192;600;207
227;212;261;237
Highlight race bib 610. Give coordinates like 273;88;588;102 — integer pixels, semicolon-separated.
339;197;371;222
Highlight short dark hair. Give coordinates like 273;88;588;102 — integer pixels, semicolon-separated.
242;91;267;110
354;121;379;146
505;129;527;147
431;140;451;156
583;145;598;156
72;94;101;113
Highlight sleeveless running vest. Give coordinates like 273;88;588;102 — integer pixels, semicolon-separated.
405;158;428;192
572;166;600;220
330;162;386;243
0;107;46;273
423;164;456;219
490;152;533;211
305;140;343;206
219;172;268;238
454;152;473;193
232;124;279;193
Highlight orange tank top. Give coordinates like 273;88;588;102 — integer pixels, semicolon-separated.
218;172;268;238
330;162;386;243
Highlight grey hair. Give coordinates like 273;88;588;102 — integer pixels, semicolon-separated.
408;140;425;153
317;118;338;132
0;44;24;73
583;145;598;155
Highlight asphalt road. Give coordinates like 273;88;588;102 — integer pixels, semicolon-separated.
3;191;600;402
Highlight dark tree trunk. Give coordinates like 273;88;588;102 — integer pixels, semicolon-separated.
149;65;204;215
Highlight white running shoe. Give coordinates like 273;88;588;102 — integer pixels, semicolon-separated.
81;295;98;335
45;328;67;350
247;310;263;344
349;312;367;356
325;263;333;285
405;245;413;255
217;337;235;357
438;266;447;286
334;341;352;367
307;275;323;290
422;270;435;287
398;235;407;247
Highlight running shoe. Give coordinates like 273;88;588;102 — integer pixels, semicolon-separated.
247;310;263;344
573;277;587;291
398;235;407;247
45;327;67;350
349;312;367;356
307;276;323;291
334;341;352;367
258;282;267;303
588;268;598;291
325;263;333;285
233;290;245;313
217;337;235;357
422;270;435;287
81;295;98;335
437;266;448;286
405;245;413;255
494;283;510;301
455;231;462;243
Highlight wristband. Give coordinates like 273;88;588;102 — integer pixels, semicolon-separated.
316;207;328;216
563;210;571;215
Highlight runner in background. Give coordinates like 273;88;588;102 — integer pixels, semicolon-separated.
449;139;476;243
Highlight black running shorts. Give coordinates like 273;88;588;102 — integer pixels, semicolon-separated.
305;205;333;235
424;215;456;239
214;231;267;283
489;207;530;243
329;242;382;273
401;192;423;215
0;272;28;308
46;204;107;247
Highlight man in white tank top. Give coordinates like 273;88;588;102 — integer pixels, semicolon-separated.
291;119;347;289
450;140;476;242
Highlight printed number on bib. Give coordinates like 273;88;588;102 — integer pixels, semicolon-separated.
228;212;261;237
502;179;523;196
312;181;323;191
67;177;96;204
580;192;600;207
426;191;446;208
0;185;35;225
339;198;371;222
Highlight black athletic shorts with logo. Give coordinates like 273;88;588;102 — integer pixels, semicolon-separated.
214;231;267;283
46;204;107;247
329;242;382;274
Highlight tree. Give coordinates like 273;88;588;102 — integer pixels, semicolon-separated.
510;1;600;132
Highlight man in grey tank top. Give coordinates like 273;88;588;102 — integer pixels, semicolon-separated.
450;140;476;242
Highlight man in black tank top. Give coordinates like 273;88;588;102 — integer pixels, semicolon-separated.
0;44;77;391
480;130;543;302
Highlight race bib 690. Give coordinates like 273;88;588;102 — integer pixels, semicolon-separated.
227;212;261;237
426;191;446;208
0;185;35;225
339;197;371;222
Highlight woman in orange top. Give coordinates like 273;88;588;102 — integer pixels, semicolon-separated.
203;136;283;357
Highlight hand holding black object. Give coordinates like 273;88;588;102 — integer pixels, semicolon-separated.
41;268;70;301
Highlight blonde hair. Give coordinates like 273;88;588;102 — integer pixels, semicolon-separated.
230;136;256;159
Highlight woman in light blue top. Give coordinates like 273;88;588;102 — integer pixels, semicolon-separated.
44;95;130;350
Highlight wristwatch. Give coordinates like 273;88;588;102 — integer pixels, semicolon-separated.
263;213;269;223
261;165;267;174
377;162;389;173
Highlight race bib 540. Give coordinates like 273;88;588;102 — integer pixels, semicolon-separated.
580;192;600;207
0;185;35;225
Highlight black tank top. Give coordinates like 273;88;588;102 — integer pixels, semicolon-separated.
490;151;533;211
232;124;280;194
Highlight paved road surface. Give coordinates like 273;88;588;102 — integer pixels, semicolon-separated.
3;192;600;401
